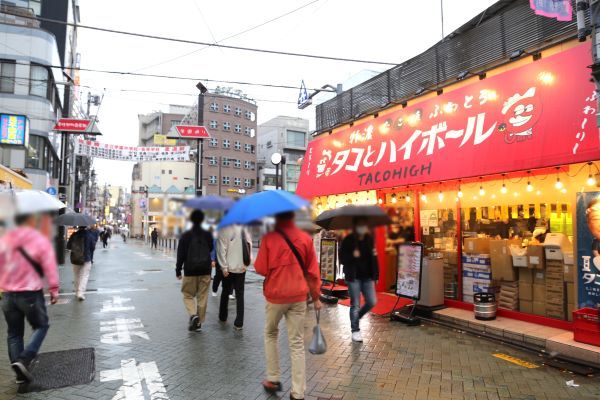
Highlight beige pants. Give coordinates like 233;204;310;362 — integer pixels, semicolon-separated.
73;262;92;297
181;275;211;321
264;301;307;399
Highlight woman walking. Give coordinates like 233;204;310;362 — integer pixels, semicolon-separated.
339;218;378;342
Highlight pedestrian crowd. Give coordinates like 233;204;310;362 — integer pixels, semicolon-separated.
0;192;379;400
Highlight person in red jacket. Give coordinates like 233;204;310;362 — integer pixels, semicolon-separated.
255;211;322;400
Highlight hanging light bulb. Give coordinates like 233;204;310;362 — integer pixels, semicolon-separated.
405;194;411;202
377;197;383;205
421;193;427;202
555;177;563;190
500;184;507;194
561;188;567;194
391;193;397;204
536;190;541;195
479;186;485;196
587;174;596;187
457;189;463;198
526;181;533;192
491;194;496;199
438;191;444;202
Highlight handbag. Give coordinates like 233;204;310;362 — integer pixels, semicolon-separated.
308;309;327;354
241;228;251;267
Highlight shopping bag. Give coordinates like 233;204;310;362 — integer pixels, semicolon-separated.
308;310;327;355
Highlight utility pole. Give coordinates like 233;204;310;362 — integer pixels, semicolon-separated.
56;82;71;264
196;82;208;196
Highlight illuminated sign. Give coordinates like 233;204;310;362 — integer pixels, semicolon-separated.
0;114;28;146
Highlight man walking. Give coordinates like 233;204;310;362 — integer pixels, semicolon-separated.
67;226;95;301
255;211;322;400
151;228;158;249
176;210;214;332
217;224;252;330
0;212;59;384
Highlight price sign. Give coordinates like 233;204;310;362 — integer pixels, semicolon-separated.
396;242;424;300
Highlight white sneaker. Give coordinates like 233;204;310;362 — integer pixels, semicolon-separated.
351;331;363;342
229;294;235;300
211;291;218;297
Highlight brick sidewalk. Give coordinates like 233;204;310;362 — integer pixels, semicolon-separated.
0;239;599;400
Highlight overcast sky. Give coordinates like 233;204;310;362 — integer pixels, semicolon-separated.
78;0;497;188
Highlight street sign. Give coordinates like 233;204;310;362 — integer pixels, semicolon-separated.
53;118;92;132
46;187;57;196
175;125;211;139
298;80;312;110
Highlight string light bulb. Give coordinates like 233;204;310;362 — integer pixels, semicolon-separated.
391;193;397;204
479;186;485;196
457;180;463;198
555;177;563;190
526;181;533;192
405;194;411;202
500;184;507;194
378;197;383;205
438;191;444;202
420;193;427;202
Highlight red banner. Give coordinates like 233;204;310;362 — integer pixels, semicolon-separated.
297;42;600;198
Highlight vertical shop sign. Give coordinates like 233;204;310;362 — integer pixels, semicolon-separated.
575;192;600;308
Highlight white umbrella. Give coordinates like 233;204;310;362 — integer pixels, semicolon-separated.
11;190;65;215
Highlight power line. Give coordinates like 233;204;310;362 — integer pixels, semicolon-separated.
134;0;321;72
8;12;398;66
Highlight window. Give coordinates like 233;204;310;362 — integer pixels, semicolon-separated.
0;60;15;93
210;102;219;112
222;176;230;185
161;169;165;174
245;110;252;119
209;176;217;184
244;178;254;188
208;156;217;166
222;157;230;167
223;104;231;113
234;177;241;187
233;159;241;168
223;122;231;131
287;182;298;192
244;127;251;136
244;160;252;170
286;164;301;181
287;130;306;147
29;0;42;15
234;107;242;116
26;135;45;169
223;139;230;149
29;64;49;99
209;120;218;129
234;124;241;133
234;141;241;150
244;143;251;152
266;140;272;148
209;138;218;147
170;120;181;128
168;170;172;175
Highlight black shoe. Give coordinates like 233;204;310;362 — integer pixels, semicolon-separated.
188;315;199;331
11;359;33;383
195;323;202;332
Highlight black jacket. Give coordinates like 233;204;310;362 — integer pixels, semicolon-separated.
339;233;379;282
176;228;214;277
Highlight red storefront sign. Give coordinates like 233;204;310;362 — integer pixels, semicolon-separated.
297;42;600;198
53;118;91;132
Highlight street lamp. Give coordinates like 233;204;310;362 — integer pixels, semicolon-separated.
271;152;286;190
195;81;208;197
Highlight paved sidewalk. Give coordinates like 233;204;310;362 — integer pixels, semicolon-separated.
0;239;599;400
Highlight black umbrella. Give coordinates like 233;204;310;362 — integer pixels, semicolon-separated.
55;212;96;227
315;205;391;230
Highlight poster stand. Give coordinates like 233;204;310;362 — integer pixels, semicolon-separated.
319;237;339;304
390;242;424;326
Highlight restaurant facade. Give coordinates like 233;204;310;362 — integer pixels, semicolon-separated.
297;3;600;334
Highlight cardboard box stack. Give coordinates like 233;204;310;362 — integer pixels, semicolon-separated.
462;254;495;303
518;269;533;313
532;270;546;316
545;259;565;319
498;281;519;310
565;252;575;321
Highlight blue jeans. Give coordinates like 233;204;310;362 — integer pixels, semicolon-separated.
347;279;377;332
1;290;49;363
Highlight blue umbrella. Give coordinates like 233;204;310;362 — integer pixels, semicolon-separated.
183;195;235;211
218;190;310;228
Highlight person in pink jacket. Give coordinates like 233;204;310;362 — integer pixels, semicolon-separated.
0;212;59;384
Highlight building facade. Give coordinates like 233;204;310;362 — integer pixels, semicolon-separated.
0;0;80;197
181;88;258;197
257;116;309;192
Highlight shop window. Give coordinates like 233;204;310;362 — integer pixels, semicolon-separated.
0;59;16;93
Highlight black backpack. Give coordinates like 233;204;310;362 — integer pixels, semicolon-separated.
186;232;211;275
70;233;86;265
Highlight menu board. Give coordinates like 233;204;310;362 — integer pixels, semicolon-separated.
0;114;28;146
319;238;337;283
396;242;424;300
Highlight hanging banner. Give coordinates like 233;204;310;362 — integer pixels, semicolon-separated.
75;139;190;162
575;192;600;308
297;42;599;198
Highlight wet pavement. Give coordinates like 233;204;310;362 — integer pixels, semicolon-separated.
0;239;599;400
